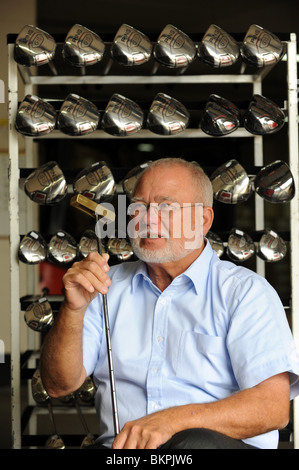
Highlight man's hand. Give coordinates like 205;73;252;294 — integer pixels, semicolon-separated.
62;251;111;312
112;408;180;449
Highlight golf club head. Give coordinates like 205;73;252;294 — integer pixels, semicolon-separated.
254;160;295;203
198;24;240;67
147;93;190;135
201;94;240;136
154;24;196;68
59;393;75;404
241;24;285;67
73;161;116;202
45;434;66;449
227;228;255;261
18;230;48;264
121;162;151;197
244;95;285;135
14;25;56;67
210;159;253;204
257;228;287;262
107;237;134;261
62;24;105;67
31;369;49;404
24;161;67;205
80;434;97;449
57;93;100;136
111;24;153;66
101;93;144;136
24;297;54;332
206;231;225;257
78;230;106;258
77;376;96;402
15;95;57;137
47;230;77;265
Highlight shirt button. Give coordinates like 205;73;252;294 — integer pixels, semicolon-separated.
157;336;163;343
152;367;158;373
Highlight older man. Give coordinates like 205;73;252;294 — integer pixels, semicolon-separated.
40;157;299;449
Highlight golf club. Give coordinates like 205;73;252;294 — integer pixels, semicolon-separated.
147;92;190;135
73;161;116;202
227;228;255;262
121;162;151;197
14;24;57;74
101;93;144;136
31;369;65;449
18;230;48;264
15;95;57;137
24;297;54;332
241;24;285;67
57;93;100;136
201;94;241;136
77;376;96;402
244;95;285;135
210;159;253;204
70;194;119;437
198;24;240;67
254;160;295;203
153;24;196;69
206;231;225;257
107;237;134;261
62;24;105;72
24;161;67;205
110;24;153;66
74;398;97;448
47;230;77;265
78;230;106;259
257;229;287;262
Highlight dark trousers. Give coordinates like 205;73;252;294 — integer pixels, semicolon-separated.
85;428;258;449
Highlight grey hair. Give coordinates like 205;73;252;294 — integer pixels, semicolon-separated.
131;157;213;207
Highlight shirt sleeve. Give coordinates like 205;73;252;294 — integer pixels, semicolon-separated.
226;273;299;399
82;295;104;377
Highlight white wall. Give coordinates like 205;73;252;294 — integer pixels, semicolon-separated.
0;0;37;353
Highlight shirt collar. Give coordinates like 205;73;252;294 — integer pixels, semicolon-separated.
131;240;215;295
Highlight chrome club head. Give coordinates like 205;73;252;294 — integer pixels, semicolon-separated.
101;93;144;136
31;369;49;404
24;297;54;332
147;92;190;135
201;94;240;136
241;24;285;67
257;228;287;262
24;161;67;205
18;230;47;264
210;159;253;204
111;24;153;66
121;162;151;197
254;160;295;203
244;95;285;135
78;230;106;258
154;24;196;68
15;95;56;137
62;24;105;67
80;434;97;448
73;161;116;202
77;376;96;402
227;228;255;261
14;25;56;67
57;93;100;136
48;230;77;265
198;24;240;67
206;231;225;257
45;435;65;449
107;238;134;261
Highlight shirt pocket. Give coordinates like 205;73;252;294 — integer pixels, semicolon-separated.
176;331;235;395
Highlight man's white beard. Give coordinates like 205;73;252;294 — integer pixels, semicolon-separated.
129;236;193;264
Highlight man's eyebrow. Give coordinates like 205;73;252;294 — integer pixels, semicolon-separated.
130;196;178;203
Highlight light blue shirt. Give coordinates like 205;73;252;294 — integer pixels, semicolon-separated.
82;241;299;449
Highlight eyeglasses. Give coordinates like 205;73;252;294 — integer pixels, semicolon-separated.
127;202;202;217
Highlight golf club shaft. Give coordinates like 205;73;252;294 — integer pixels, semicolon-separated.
74;399;90;435
47;399;58;435
96;216;120;436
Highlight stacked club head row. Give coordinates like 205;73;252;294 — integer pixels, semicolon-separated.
15;93;285;138
14;23;286;74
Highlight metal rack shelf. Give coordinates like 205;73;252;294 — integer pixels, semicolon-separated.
7;31;299;449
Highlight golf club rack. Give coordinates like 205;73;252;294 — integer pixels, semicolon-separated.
7;24;299;448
